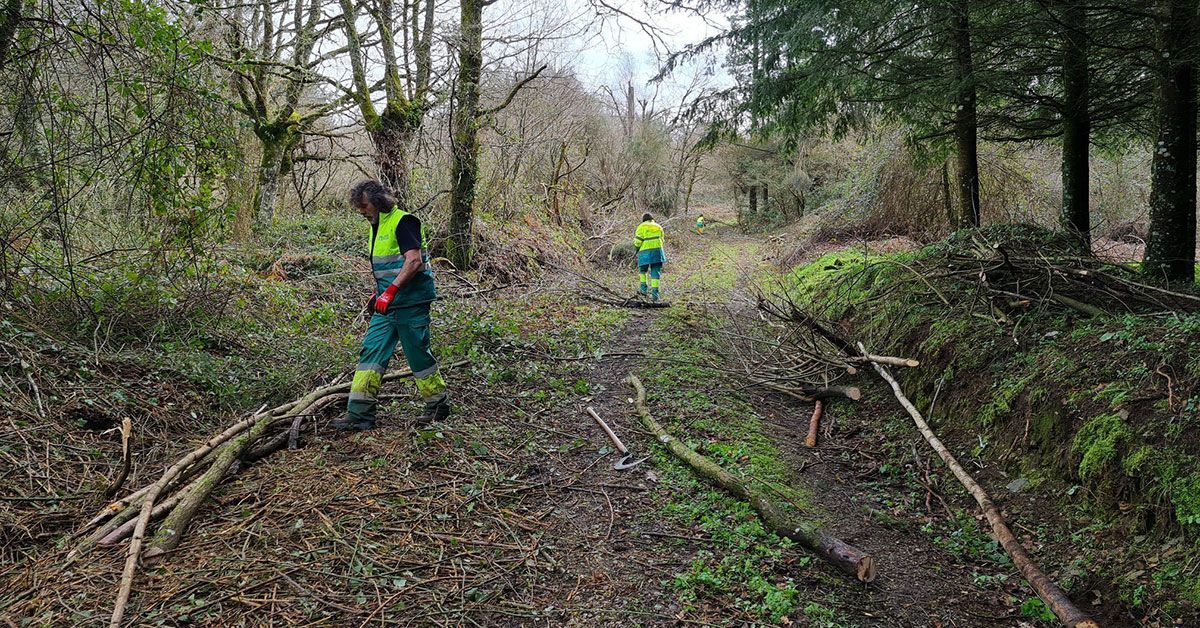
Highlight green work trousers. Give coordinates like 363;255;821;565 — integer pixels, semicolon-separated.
346;303;447;424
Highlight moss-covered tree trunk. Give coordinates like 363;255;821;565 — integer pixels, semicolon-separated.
370;107;421;205
1060;0;1091;249
950;0;981;229
446;0;483;269
252;139;283;228
1145;0;1198;284
250;116;301;228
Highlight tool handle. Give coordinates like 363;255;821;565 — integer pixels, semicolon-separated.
585;406;628;454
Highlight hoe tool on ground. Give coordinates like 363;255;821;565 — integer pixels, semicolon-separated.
586;406;648;470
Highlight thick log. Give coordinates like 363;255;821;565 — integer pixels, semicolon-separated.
755;381;860;403
97;474;209;546
862;343;1096;628
580;293;671;309
625;374;876;583
805;400;824;448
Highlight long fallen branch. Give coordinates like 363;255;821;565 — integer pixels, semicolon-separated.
625;374;876;582
579;292;671;309
861;343;1096;628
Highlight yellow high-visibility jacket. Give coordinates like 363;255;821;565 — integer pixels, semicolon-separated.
634;220;666;266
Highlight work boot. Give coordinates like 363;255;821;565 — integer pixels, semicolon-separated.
331;417;376;432
651;288;659;302
638;283;648;295
415;400;451;427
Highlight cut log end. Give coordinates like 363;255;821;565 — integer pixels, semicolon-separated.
857;555;877;583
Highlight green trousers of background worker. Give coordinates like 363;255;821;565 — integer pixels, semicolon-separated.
346;303;447;425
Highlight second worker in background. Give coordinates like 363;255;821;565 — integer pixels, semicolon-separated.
634;212;666;302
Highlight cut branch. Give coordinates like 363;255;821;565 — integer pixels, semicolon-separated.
861;343;1096;628
805;400;824;448
625;374;876;582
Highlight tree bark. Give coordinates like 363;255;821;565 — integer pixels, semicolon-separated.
1145;0;1198;284
447;0;483;269
941;161;953;226
0;0;19;72
950;0;981;229
1060;0;1091;249
253;138;283;227
749;186;758;216
626;375;876;583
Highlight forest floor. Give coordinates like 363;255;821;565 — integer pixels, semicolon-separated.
3;208;1120;626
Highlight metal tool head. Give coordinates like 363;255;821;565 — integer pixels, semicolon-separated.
613;453;649;470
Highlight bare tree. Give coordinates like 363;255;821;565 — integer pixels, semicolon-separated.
219;0;341;227
339;0;440;204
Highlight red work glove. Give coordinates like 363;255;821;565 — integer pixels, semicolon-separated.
374;284;399;314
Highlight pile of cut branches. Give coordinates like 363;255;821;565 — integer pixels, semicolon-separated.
66;362;463;627
938;234;1200;318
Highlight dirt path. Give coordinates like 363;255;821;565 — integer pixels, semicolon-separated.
587;206;1043;626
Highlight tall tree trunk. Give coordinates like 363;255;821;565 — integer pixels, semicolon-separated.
951;0;981;229
684;156;700;214
625;81;636;138
941;160;953;226
1060;0;1091;249
447;0;483;269
1145;0;1198;284
749;186;758;217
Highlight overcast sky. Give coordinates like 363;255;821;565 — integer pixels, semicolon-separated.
571;1;729;88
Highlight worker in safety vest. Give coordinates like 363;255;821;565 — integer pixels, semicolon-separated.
695;214;705;235
634;213;666;301
337;180;449;431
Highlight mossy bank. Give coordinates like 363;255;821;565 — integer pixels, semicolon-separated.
780;226;1200;620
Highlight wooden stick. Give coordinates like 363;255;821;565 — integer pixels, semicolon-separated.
625;374;876;582
861;343;1096;628
97;475;209;546
104;418;133;498
805;400;824;448
849;354;920;368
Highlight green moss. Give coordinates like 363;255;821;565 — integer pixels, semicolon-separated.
1073;413;1131;480
977;373;1036;427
